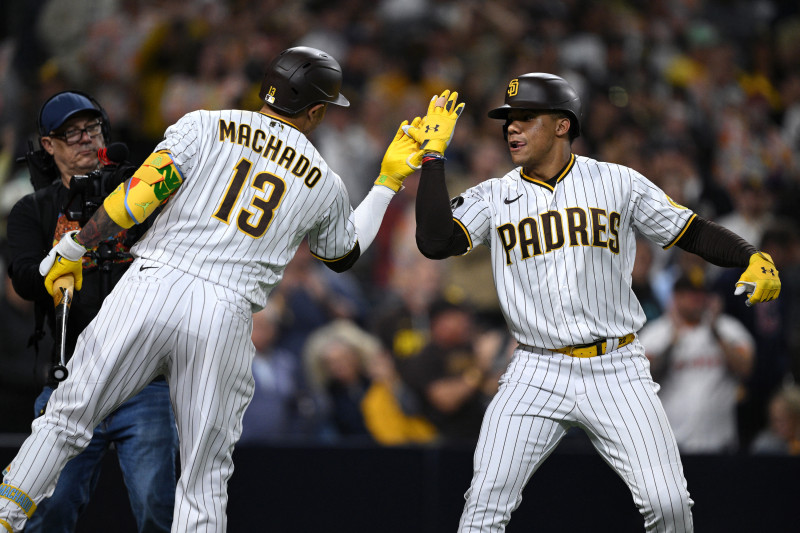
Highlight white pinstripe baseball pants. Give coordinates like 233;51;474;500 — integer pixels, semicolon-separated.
0;260;255;532
458;339;694;532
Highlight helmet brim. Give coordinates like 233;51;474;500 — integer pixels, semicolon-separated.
487;105;511;120
329;93;350;108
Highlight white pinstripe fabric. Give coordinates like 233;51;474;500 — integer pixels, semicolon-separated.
452;155;694;349
459;340;693;532
449;154;695;532
0;108;361;532
2;262;254;532
134;109;356;311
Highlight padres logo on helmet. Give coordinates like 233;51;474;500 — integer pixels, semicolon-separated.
508;79;519;97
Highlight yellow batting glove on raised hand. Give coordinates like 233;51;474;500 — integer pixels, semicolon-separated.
403;89;465;164
375;117;422;192
39;230;87;296
735;251;781;306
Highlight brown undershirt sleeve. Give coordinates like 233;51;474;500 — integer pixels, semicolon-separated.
674;216;756;268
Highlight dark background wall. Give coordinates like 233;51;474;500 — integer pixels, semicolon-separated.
2;442;797;533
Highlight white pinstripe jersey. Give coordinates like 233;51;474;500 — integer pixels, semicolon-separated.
451;153;695;348
131;109;357;310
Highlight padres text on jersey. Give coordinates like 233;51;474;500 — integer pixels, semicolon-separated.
451;154;694;348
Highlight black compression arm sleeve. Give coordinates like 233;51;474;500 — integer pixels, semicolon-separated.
415;159;469;259
674;216;757;268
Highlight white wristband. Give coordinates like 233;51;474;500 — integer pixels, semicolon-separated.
57;230;89;261
39;230;87;277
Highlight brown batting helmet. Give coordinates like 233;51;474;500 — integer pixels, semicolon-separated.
488;73;581;138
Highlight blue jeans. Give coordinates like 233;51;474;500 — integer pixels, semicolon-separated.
24;379;178;533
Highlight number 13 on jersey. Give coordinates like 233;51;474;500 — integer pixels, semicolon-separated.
213;158;286;238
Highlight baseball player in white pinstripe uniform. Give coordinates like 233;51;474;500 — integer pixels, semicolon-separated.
406;75;781;532
0;47;421;533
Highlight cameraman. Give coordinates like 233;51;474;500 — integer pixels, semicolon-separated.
4;91;177;532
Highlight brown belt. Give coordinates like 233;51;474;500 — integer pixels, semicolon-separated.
551;333;635;358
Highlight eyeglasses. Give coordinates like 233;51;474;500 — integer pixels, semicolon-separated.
49;120;104;145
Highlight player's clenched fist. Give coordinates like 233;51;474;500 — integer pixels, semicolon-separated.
735;251;781;306
404;89;465;160
39;230;87;296
375;117;423;192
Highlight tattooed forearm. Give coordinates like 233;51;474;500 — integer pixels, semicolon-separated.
77;206;125;248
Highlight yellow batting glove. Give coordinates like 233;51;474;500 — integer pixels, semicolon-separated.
734;251;781;306
375;117;422;192
39;230;86;296
44;257;83;297
403;89;465;159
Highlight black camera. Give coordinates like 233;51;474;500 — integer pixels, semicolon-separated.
65;165;135;225
64;142;135;225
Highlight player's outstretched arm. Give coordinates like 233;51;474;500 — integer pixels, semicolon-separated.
412;90;470;259
414;156;469;259
321;118;422;274
674;216;780;306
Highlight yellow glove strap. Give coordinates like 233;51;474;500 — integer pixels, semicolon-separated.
375;174;404;192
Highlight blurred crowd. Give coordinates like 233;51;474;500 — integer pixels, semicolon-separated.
1;0;800;456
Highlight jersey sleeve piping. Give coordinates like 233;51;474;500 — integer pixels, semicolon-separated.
309;240;359;262
453;217;473;251
663;213;697;250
